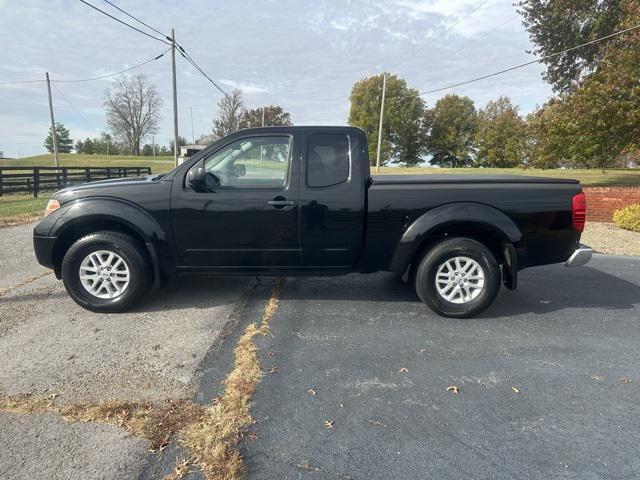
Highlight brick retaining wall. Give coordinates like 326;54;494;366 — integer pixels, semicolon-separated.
584;186;640;222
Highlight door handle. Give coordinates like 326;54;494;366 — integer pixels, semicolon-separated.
267;198;295;208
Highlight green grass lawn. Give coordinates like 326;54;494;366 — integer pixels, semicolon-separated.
0;153;175;173
0;195;48;226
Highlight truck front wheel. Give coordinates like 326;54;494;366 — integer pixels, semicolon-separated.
415;238;500;318
61;231;151;313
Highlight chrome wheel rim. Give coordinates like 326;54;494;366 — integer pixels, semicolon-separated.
79;250;130;299
435;256;485;304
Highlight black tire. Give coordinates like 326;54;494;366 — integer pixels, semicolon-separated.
415;238;501;318
61;231;151;313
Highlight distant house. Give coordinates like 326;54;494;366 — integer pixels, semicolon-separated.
178;144;207;164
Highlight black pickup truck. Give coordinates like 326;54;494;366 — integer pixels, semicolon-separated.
33;126;592;317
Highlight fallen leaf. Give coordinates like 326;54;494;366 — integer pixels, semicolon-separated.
246;431;258;441
591;375;602;381
266;351;275;356
323;420;334;428
447;385;459;395
620;377;631;384
399;367;409;373
267;367;279;374
308;389;316;396
512;387;520;393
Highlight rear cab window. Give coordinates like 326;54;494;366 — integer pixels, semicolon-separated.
307;133;351;187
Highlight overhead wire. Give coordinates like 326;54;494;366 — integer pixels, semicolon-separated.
77;0;171;45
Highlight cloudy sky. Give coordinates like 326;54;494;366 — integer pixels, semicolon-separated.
0;0;553;158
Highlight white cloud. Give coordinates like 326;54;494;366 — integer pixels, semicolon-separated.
0;0;552;158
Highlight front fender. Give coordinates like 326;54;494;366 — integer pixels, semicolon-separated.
49;197;166;243
389;202;522;273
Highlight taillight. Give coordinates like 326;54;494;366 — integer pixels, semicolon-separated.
572;192;586;232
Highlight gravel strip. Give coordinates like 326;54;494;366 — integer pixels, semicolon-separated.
582;222;640;256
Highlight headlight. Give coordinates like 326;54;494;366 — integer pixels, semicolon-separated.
44;199;60;217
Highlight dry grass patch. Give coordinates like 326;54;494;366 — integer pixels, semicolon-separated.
0;394;205;451
0;277;285;480
180;277;284;480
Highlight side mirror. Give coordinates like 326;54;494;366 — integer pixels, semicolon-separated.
234;163;246;177
187;163;206;190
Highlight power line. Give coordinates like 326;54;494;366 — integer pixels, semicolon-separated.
443;0;490;33
83;0;229;98
102;0;169;39
177;46;230;97
0;79;45;86
448;13;519;57
52;83;99;131
0;49;169;87
416;22;640;96
77;0;171;45
54;49;170;83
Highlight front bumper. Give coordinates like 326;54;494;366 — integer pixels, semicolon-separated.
33;234;57;270
565;244;593;267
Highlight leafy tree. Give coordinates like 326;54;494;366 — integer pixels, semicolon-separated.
104;74;162;156
169;136;188;152
526;1;640;169
517;0;624;93
141;144;153;156
475;96;526;168
212;89;244;140
74;133;120;155
348;73;427;166
424;94;477;167
44;122;73;153
239;105;293;128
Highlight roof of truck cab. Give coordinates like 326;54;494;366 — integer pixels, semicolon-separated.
371;174;579;184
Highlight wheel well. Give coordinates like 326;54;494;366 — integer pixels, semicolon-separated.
408;223;507;278
52;219;148;277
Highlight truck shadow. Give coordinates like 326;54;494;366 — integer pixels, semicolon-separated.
277;264;639;318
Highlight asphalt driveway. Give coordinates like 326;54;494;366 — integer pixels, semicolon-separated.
243;255;640;480
1;220;639;479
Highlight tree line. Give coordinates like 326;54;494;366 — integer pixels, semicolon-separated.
348;0;640;169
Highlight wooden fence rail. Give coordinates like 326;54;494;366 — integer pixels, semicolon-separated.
0;166;152;197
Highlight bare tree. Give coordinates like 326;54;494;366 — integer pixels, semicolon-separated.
104;74;162;156
212;89;244;140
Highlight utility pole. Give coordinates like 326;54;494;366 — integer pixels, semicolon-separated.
170;28;179;166
190;106;195;144
45;72;59;167
375;73;387;173
260;107;265;161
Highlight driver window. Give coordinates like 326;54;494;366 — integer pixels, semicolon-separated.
203;136;291;188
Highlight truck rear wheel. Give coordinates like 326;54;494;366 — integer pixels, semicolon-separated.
415;238;500;318
61;231;151;313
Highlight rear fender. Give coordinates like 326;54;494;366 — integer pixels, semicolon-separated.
390;202;522;274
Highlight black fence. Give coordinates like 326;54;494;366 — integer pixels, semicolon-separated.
0;166;152;197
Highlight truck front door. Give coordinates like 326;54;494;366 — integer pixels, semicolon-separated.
299;128;366;268
171;131;301;269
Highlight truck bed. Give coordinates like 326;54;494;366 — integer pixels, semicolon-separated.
371;174;579;185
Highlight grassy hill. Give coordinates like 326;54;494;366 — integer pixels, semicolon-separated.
0;153;175;173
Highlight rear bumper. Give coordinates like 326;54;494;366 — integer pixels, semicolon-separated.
565;244;593;267
33;234;57;270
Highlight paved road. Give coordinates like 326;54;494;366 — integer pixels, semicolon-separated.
2;221;639;479
0;223;252;480
243;256;640;480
